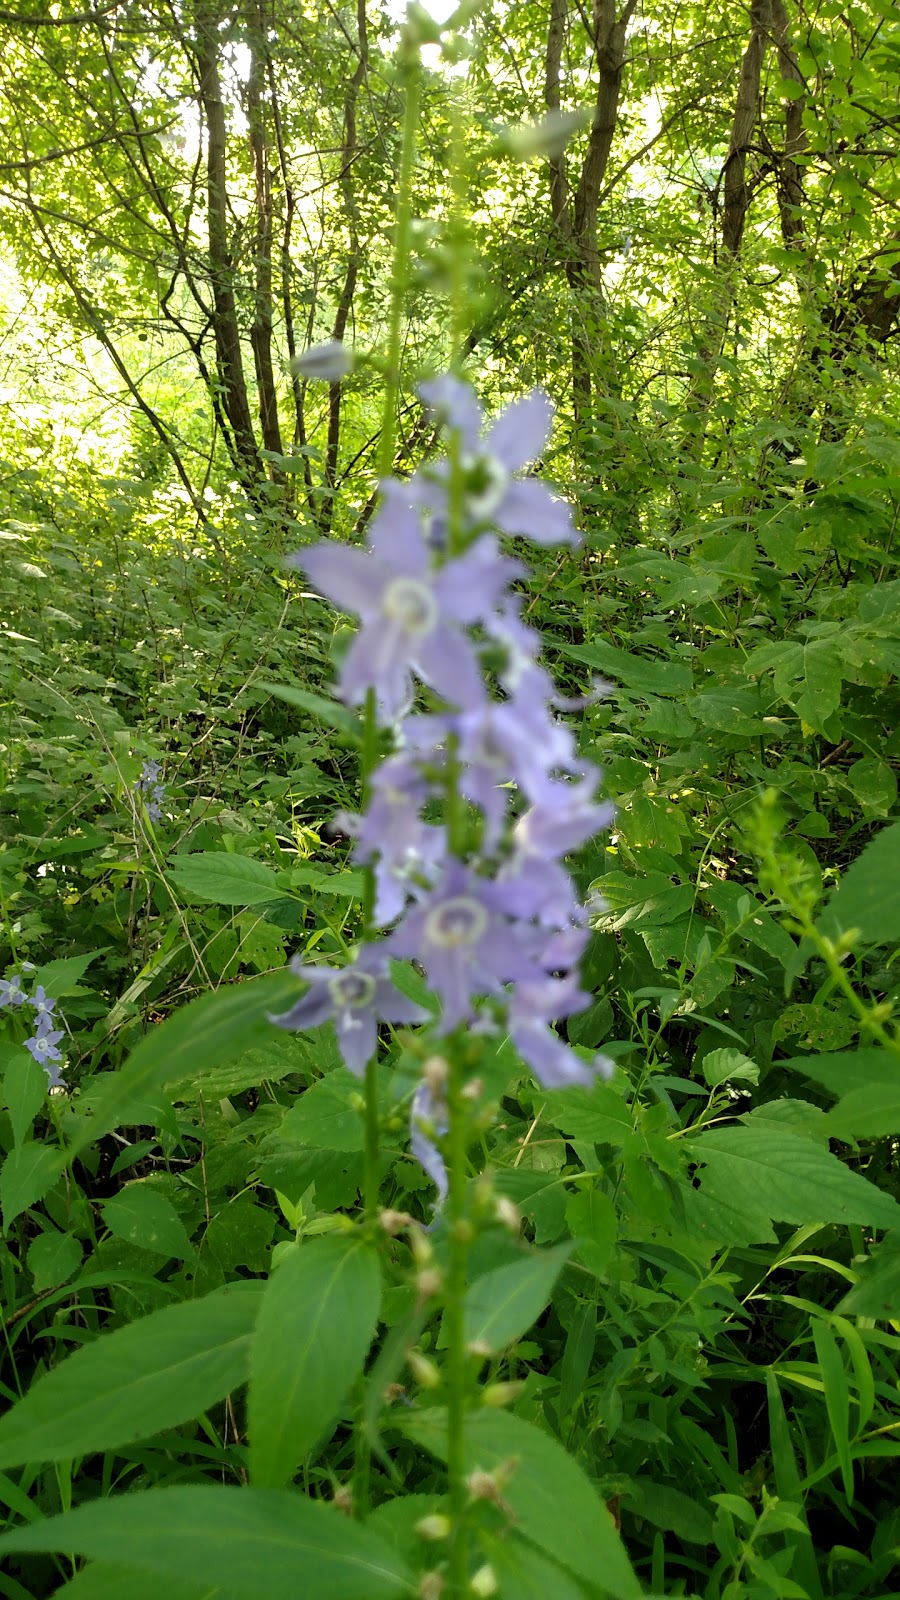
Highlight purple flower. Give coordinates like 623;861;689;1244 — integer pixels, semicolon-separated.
388;864;540;1032
295;482;520;718
0;973;27;1008
270;947;428;1076
410;1076;448;1205
28;985;55;1024
507;973;612;1089
512;777;615;862
25;1026;66;1087
340;753;446;925
417;378;578;546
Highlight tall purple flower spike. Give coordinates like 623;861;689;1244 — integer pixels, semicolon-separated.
270;947;428;1076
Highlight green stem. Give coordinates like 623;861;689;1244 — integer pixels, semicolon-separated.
377;38;421;481
445;1048;471;1595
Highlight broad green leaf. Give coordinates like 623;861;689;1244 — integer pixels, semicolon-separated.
817;821;900;946
0;1284;262;1469
824;1078;900;1139
397;1408;640;1599
542;1083;631;1145
248;1235;381;1486
102;1184;194;1260
27;1229;82;1292
168;852;286;906
554;639;693;698
794;638;842;731
32;948;107;993
687;1125;900;1229
2;1048;48;1147
701;1048;759;1088
258;682;362;742
566;1188;617;1275
785;1047;898;1098
1;1144;65;1231
463;1243;572;1354
281;1071;365;1151
0;1486;412;1600
845;757;897;817
839;1235;900;1319
488;1536;589;1600
72;970;299;1154
52;1567;214;1600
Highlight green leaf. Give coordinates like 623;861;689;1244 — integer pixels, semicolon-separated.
102;1184;194;1260
0;1486;412;1600
565;1188;617;1275
281;1071;365;1152
397;1408;640;1599
1;1144;65;1231
701;1049;759;1088
50;1565;211;1600
794;638;842;731
542;1083;631;1145
785;1047;897;1098
258;683;362;743
463;1244;572;1354
812;1318;854;1499
27;1229;82;1292
168;852;286;906
248;1235;381;1486
817;822;900;947
687;1125;900;1229
0;1284;262;1469
554;639;693;698
488;1537;588;1600
2;1048;48;1146
839;1234;900;1319
32;948;107;994
72;970;299;1154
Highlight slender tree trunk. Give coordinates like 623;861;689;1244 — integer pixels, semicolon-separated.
722;0;772;257
246;0;284;465
195;0;261;484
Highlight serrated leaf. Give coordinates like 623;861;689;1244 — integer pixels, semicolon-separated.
281;1070;365;1151
168;852;287;906
102;1184;194;1259
248;1235;380;1485
0;1284;262;1469
687;1125;900;1229
0;1486;412;1600
542;1083;631;1145
1;1144;65;1231
27;1229;82;1292
463;1244;572;1354
701;1049;759;1088
2;1049;48;1146
817;822;900;946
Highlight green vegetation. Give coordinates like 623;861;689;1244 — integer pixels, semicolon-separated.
1;1;899;1596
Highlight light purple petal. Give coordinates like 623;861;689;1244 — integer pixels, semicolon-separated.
434;536;524;623
420;376;484;452
298;542;382;618
372;978;429;1026
486;390;553;473
410;1079;448;1204
335;1008;378;1076
416;624;486;711
369;484;431;575
495;479;578;546
270;986;334;1032
339;622;412;715
509;1017;596;1088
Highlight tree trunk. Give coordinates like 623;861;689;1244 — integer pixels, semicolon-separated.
246;0;284;465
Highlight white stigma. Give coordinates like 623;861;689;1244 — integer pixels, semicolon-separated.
424;895;489;949
382;577;439;636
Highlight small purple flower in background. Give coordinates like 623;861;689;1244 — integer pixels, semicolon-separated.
271;947;428;1076
410;1065;449;1206
0;973;27;1008
135;760;166;824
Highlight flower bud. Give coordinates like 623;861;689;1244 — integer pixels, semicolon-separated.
419;1574;444;1600
481;1380;525;1408
423;1054;449;1094
408;1350;442;1389
415;1513;451;1541
379;1208;414;1234
416;1267;444;1300
470;1566;499;1598
494;1196;521;1233
332;1484;353;1515
290;340;354;381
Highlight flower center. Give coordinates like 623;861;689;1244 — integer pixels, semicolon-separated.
382;577;439;636
424;895;489;949
461;452;509;520
329;970;377;1010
